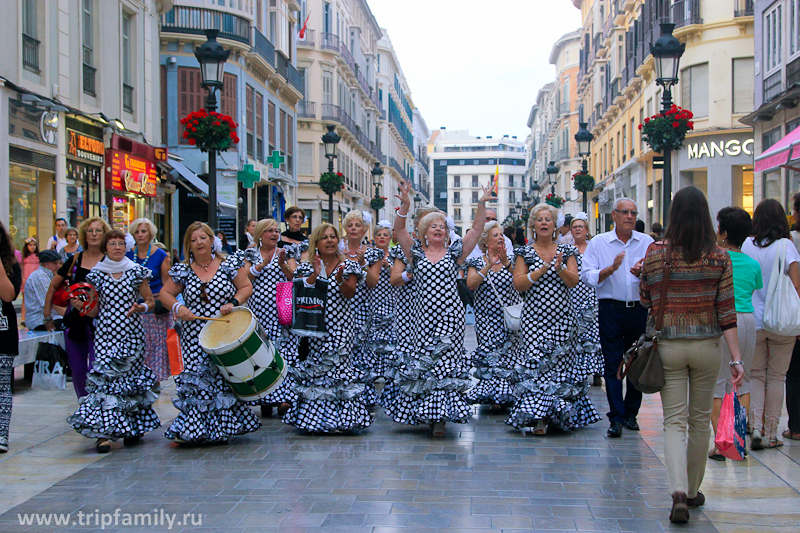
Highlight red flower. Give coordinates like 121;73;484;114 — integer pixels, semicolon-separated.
182;131;189;139
687;121;694;128
188;138;196;145
672;121;680;128
638;124;643;130
687;111;693;118
230;132;236;139
644;117;650;123
214;121;221;127
337;172;343;177
193;120;199;125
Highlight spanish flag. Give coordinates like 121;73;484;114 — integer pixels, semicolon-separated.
492;165;499;196
298;12;311;39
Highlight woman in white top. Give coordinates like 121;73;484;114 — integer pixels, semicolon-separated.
742;199;800;449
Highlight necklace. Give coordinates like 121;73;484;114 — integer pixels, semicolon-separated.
134;244;152;266
196;257;214;271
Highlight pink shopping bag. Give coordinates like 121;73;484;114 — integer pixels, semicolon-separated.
714;385;747;460
276;281;293;326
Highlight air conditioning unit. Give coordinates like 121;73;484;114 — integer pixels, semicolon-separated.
201;161;209;175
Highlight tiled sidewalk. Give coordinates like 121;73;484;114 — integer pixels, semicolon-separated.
1;328;798;532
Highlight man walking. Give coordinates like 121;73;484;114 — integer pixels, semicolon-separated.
581;198;654;437
45;218;68;252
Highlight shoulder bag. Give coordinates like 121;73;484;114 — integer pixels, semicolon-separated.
617;242;670;394
763;239;800;336
485;268;523;332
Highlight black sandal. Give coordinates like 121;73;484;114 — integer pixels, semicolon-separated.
95;439;111;453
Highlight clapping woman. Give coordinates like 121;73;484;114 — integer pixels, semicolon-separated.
67;229;161;453
570;214;603;380
465;221;520;410
283;223;373;433
158;222;259;445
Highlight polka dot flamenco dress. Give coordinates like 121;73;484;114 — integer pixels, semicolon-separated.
464;256;521;407
164;259;261;444
572;251;603;375
283;260;373;433
506;244;601;430
67;265;161;440
243;247;298;407
383;241;472;426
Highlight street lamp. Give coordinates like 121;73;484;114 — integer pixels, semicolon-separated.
413;193;422;211
371;162;384;220
546;161;559;195
651;22;685;224
195;29;230;231
574;122;594;213
321;125;341;224
530;182;541;205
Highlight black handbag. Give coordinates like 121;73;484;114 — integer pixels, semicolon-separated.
617;242;671;394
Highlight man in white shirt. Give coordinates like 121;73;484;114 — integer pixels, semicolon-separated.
45;218;68;252
465;209;514;261
581;197;654;438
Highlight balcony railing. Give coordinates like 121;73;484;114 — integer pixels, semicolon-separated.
123;84;134;113
297;28;315;47
559;102;571;116
734;0;754;17
369;87;381;110
788;56;800;89
389;157;407;180
287;63;304;93
297;100;316;119
764;71;783;102
22;33;39;72
320;103;375;155
275;51;288;80
83;64;96;96
253;28;276;67
322;103;343;121
321;32;339;52
416;156;429;174
593;33;603;56
339;43;357;76
161;6;250;44
554;148;570;162
355;66;370;97
672;0;702;29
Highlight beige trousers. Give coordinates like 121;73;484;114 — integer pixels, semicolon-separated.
659;337;720;498
751;329;795;440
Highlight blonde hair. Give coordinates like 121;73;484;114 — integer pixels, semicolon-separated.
342;210;367;230
527;203;559;241
307;223;342;260
478;221;503;253
414;206;440;231
251;218;279;248
77;217;111;249
129;218;157;242
374;225;391;237
418;212;448;246
182;221;220;264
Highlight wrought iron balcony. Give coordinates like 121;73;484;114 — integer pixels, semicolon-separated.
672;0;702;29
389;157;407;180
321;32;339;52
339;43;358;76
253;28;276;67
161;6;250;45
788;56;800;89
22;33;39;72
734;0;754;17
297;28;315;47
764;71;783;102
322;103;343;122
559;102;571;116
369;87;381;110
287;63;304;93
297;100;316;119
123;84;134;113
83;64;96;96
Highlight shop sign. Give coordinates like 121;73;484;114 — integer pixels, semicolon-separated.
688;139;754;160
67;129;104;164
105;149;157;197
8;98;58;145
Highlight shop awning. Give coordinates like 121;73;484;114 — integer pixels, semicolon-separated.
755;126;800;173
169;159;237;210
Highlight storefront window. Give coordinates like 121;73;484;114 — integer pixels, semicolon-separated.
789;169;800;205
66;161;102;226
9;164;55;251
763;170;782;202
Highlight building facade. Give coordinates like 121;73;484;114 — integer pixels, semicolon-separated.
429;130;527;235
160;0;303;249
3;0;170;252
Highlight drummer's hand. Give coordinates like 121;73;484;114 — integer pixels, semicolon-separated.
220;303;234;316
125;303;146;317
176;305;194;321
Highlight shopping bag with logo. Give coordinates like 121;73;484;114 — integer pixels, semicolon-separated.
31;342;68;391
276;281;293;326
714;385;747;460
167;323;184;376
290;277;329;338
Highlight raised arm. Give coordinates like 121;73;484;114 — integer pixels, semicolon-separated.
393;181;414;262
459;179;494;263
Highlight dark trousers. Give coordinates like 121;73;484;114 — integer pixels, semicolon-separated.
598;300;649;423
787;340;800;433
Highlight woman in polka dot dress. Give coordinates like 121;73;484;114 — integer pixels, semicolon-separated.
242;218;297;417
67;229;161;453
388;182;492;437
464;221;521;410
158;222;260;445
508;204;601;435
283;223;373;433
569;215;603;378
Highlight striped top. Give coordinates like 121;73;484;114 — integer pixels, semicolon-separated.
639;243;736;340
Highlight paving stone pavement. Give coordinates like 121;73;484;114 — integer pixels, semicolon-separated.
1;327;799;533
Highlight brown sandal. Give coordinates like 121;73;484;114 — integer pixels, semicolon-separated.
782;429;800;441
764;438;784;448
707;447;725;461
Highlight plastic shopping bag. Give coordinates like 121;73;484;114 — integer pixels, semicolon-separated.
167;325;184;376
276;281;293;326
31;342;68;391
290;277;329;338
714;386;747;460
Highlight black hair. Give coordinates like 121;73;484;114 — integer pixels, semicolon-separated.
716;206;752;248
751;199;789;248
663;186;717;263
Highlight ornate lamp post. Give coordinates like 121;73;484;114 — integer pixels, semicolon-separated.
194;29;230;230
530;182;541;206
546;161;559;196
574;122;594;213
413;193;422;216
321;125;341;224
651;22;685;223
371;162;384;220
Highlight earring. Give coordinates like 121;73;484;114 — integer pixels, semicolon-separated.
259;238;263;247
425;236;429;246
553;230;558;240
532;229;537;241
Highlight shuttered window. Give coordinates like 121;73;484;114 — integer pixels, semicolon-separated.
179;68;237;147
246;85;254;157
256;93;264;160
732;58;754;114
268;102;276;153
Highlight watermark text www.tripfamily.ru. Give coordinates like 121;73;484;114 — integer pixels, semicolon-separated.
17;509;202;529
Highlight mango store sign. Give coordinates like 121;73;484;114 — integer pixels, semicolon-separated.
687;139;753;160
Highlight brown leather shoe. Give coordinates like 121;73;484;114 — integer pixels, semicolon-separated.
669;492;690;523
687;490;705;507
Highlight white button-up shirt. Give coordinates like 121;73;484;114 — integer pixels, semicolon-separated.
580;228;654;302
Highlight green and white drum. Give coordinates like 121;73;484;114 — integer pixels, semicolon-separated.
198;307;286;402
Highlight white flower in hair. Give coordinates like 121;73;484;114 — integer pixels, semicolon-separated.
445;216;455;231
377;219;392;229
557;213;565;229
213;235;223;253
573;211;589;221
124;232;136;251
361;211;373;225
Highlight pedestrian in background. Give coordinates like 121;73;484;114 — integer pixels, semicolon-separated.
215;231;234;254
20;237;39;323
650;222;664;242
24;250;65;332
581;198;653;437
0;221;22;453
786;193;800;442
639;186;743;523
45;218;68;252
239;219;257;250
59;228;82;263
742;199;800;449
570;213;603;384
279;206;307;248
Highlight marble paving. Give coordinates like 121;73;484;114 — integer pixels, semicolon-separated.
1;327;798;532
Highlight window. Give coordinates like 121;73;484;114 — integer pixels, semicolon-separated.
286;115;293;173
508;190;516;203
621;125;627;162
630;117;635;157
22;0;38;71
322;72;332;104
246;85;254;157
680;63;709;117
256;93;264;160
732;58;754;114
122;12;133;113
453;191;460;203
508;175;514;188
453;175;460;187
472;190;479;203
268;101;276;153
471;208;477;219
280;109;287;169
763;126;782;150
472;175;479;187
765;4;783;73
791;0;800;57
454;208;461;220
788;117;800;133
83;0;95;95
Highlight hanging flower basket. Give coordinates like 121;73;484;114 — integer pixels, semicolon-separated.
319;171;345;195
545;193;565;208
370;196;387;211
181;109;239;154
639;104;694;152
572;172;596;193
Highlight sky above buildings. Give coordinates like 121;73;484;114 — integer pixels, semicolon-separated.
367;0;582;143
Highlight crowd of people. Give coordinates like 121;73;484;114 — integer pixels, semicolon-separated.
2;183;800;524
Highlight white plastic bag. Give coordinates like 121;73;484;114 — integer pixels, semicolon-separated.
763;240;800;336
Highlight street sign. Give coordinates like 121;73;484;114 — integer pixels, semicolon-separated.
653;156;665;169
